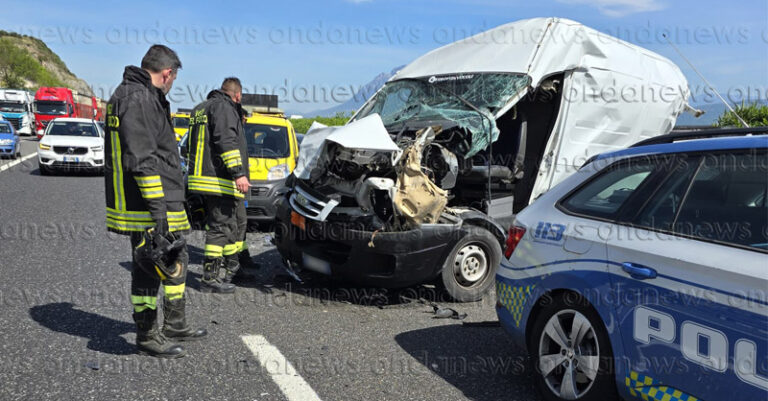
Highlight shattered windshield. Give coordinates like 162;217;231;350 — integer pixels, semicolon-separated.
354;73;530;157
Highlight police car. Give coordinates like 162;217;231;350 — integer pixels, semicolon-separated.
496;128;768;401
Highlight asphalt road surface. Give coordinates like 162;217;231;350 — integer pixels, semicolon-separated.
0;137;540;401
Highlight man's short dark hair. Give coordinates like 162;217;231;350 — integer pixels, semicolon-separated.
141;44;182;72
221;77;242;95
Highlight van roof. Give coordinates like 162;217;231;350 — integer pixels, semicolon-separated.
245;113;291;127
393;17;686;90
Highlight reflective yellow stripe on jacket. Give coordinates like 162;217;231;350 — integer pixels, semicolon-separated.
135;175;165;199
220;149;243;169
188;175;245;199
106;208;191;233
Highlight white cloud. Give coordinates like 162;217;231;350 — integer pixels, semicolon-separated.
557;0;666;17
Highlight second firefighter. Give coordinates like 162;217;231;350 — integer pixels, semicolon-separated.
187;78;251;293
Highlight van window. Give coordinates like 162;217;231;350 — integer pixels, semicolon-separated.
173;117;189;129
560;160;655;219
245;124;290;158
673;152;768;250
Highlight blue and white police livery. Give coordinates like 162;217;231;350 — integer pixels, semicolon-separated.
496;132;768;401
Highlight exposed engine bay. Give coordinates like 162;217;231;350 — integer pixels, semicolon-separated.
292;115;508;232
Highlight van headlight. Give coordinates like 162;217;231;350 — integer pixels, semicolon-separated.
39;143;51;150
267;164;288;180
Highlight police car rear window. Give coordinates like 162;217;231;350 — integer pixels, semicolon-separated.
560;160;655;219
673;152;768;251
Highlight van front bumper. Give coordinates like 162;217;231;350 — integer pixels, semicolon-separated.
273;197;464;288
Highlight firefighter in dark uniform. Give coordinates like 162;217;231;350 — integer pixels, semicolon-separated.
187;77;250;293
105;45;206;358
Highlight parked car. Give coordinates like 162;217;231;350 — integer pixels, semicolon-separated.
274;17;695;301
37;118;105;174
496;128;768;401
0;120;21;159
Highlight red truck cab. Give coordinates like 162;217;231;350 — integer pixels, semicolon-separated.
33;87;99;139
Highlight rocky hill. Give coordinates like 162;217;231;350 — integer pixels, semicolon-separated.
0;30;93;95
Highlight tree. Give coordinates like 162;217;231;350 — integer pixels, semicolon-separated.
715;102;768;127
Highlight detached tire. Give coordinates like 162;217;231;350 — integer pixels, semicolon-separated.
528;295;618;401
439;226;501;302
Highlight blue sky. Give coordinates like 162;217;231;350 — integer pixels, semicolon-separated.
3;0;767;114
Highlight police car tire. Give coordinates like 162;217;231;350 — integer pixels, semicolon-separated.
439;226;501;302
529;295;618;401
39;165;50;175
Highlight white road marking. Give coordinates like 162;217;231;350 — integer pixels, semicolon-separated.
0;153;36;173
242;335;322;401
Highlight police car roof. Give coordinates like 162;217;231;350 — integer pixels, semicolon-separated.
595;132;768;162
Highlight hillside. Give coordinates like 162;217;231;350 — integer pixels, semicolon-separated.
0;30;93;95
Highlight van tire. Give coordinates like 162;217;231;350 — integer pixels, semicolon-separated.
439;226;501;302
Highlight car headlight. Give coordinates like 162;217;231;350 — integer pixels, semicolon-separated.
39;143;51;150
267;164;288;180
0;139;13;145
91;146;103;152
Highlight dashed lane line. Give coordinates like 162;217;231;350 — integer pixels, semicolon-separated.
0;153;36;173
242;335;322;401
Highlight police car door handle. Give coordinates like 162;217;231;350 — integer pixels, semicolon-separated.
621;262;657;280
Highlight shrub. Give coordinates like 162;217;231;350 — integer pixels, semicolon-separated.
715;102;768;127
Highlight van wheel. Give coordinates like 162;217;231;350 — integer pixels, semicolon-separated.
529;295;618;401
439;226;501;302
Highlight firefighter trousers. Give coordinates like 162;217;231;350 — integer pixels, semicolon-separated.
129;232;189;315
203;195;247;259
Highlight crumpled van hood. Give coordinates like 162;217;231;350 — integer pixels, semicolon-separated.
293;113;401;180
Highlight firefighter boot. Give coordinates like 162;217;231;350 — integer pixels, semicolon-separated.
223;254;241;282
162;297;208;341
134;309;186;358
200;257;235;293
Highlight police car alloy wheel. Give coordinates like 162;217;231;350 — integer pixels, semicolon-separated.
529;296;617;401
440;226;501;302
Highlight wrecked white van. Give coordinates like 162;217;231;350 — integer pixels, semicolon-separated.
274;17;693;301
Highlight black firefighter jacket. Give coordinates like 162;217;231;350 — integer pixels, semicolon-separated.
104;66;190;235
186;90;249;199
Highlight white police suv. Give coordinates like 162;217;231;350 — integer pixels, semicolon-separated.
496;128;768;401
